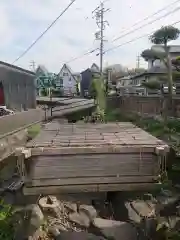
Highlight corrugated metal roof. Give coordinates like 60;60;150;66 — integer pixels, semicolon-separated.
0;61;35;75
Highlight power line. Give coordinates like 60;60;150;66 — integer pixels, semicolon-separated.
12;0;76;64
112;6;180;43
65;1;110;66
67;19;180;65
65;2;180;64
65;47;99;64
112;0;180;40
104;19;180;54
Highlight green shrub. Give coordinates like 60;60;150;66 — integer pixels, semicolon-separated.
0;200;15;240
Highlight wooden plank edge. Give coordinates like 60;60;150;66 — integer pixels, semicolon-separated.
23;183;160;195
28;146;161;156
27;176;159;187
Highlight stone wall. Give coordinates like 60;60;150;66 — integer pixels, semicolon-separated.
109;96;180;118
0;108;44;136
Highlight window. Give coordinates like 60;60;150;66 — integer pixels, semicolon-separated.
63;72;68;76
69;78;72;82
59;78;63;86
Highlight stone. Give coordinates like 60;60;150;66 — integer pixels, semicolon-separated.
48;226;61;238
14;204;44;239
130;200;155;218
93;218;137;240
160;189;173;197
69;212;90;228
125;202;141;223
39;196;61;218
79;204;97;221
156;196;180;217
64;202;77;213
177;205;180;216
140;217;157;239
55;232;106;240
26;204;44;236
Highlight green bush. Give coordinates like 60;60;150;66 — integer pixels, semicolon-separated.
0;200;15;240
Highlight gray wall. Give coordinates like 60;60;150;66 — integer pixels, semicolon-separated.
0;62;36;111
0;108;44;136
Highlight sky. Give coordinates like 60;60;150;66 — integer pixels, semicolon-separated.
1;0;180;73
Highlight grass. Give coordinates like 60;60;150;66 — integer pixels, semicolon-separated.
105;108;180;137
27;123;41;140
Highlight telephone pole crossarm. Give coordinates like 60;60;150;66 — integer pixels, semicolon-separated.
92;1;110;75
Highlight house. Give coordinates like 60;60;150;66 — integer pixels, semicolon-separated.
80;68;92;97
91;63;100;73
128;45;180;95
58;64;78;96
35;65;58;96
0;61;36;110
80;63;100;97
130;67;167;95
148;45;180;69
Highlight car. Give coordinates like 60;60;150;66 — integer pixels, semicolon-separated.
0;106;14;116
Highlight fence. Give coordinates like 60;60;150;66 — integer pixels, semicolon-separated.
108;96;180;118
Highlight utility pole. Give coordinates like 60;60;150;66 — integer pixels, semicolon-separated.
136;55;140;69
92;1;110;75
30;60;36;72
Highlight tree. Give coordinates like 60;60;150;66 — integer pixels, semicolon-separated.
172;56;180;71
149;26;180;101
141;49;166;63
141;26;180;119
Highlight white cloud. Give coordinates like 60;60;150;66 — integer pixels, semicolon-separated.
0;0;180;72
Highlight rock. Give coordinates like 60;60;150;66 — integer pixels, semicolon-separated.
156;196;180;217
64;202;77;213
167;216;180;229
69;212;90;228
125;202;141;223
79;204;97;221
48;226;61;237
15;204;44;239
140;217;157;239
143;193;157;203
160;189;173;197
27;205;44;236
177;205;180;216
93;218;137;240
55;232;106;240
39;196;61;218
130;200;156;218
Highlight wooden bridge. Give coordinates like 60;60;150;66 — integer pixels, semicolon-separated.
21;121;169;195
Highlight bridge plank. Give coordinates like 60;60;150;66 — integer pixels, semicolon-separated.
23;121;168;194
28;176;156;187
23;183;158;195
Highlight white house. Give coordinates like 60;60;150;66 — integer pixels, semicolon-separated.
58;64;79;96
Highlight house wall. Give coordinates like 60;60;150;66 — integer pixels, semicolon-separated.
80;69;92;96
0;62;36;111
59;66;76;96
